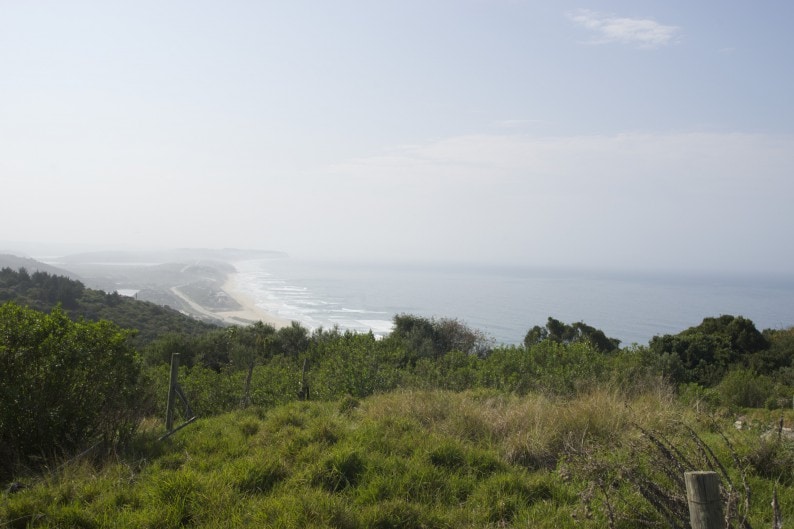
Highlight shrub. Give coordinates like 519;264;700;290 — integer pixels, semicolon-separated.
678;382;720;410
745;438;794;485
0;302;142;478
338;395;360;415
717;368;773;408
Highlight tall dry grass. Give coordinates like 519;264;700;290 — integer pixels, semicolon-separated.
359;381;679;471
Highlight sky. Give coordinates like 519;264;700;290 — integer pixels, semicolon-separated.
2;0;793;273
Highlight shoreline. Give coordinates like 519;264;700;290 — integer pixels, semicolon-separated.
217;269;291;329
20;251;295;330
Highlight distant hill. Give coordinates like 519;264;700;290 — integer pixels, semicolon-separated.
0;247;288;346
38;249;284;320
0;265;220;346
58;248;288;265
0;253;83;280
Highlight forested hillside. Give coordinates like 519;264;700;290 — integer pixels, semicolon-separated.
0;267;219;345
0;253;80;279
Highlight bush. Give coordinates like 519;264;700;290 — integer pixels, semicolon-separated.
678;382;720;410
0;302;142;478
310;332;402;399
745;438;794;485
717;368;774;408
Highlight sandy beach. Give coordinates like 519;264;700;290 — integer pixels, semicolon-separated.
31;248;294;330
217;270;291;329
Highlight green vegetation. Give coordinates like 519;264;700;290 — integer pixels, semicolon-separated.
0;303;143;479
389;314;494;359
649;314;769;385
0;267;220;346
651;314;794;408
2;391;792;528
524;316;621;353
1;266;793;528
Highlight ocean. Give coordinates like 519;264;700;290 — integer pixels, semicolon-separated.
233;258;794;346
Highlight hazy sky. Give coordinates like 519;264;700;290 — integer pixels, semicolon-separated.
2;1;793;273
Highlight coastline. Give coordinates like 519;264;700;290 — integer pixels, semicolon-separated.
26;250;295;330
217;269;291;329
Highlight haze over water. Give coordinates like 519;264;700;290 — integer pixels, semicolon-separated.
235;258;794;346
2;0;794;335
3;3;794;278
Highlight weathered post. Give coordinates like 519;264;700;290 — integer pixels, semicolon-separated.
165;353;180;432
298;358;309;401
685;471;723;529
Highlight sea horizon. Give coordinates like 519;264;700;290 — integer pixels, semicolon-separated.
231;257;794;347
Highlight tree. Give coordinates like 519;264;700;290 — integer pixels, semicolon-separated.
524;317;620;353
753;327;794;374
272;321;311;357
434;318;494;358
648;315;769;386
0;302;142;478
391;314;437;360
692;315;769;357
389;314;493;361
228;322;277;408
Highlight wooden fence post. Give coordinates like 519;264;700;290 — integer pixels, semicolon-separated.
298;358;309;401
685;471;723;529
165;353;180;432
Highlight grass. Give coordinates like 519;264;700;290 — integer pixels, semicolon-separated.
2;388;793;528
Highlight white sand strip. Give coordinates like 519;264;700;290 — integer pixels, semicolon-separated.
218;272;291;328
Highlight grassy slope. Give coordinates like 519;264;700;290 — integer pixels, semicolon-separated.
2;389;793;529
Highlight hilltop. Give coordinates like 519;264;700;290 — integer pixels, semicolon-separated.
1;260;793;527
2;389;792;528
0;253;81;279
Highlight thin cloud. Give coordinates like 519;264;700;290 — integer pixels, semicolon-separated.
329;132;794;196
311;131;794;269
567;9;681;49
491;119;547;129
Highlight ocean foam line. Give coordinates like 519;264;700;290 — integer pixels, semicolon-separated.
331;308;390;314
302;300;333;307
328;318;394;334
270;287;309;293
233;258;397;337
